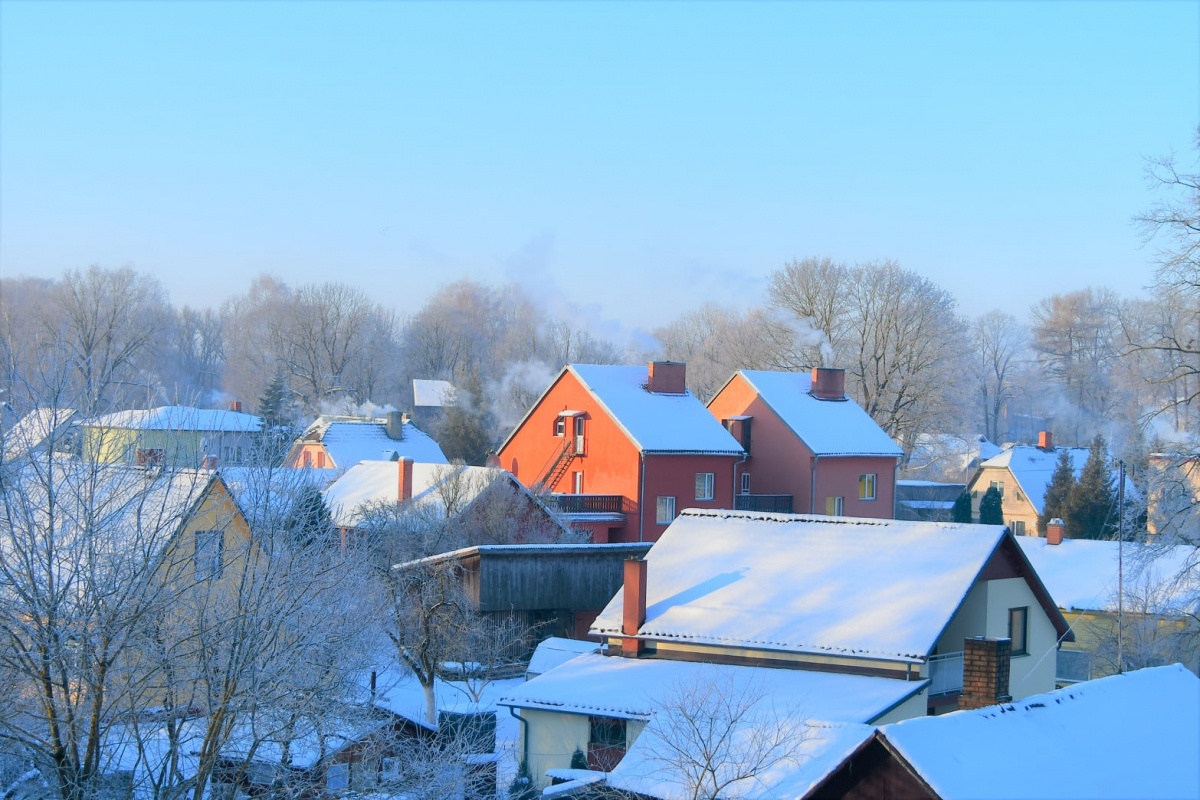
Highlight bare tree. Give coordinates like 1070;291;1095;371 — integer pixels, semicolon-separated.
972;310;1028;442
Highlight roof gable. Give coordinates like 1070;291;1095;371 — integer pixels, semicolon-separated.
975;445;1138;516
730;371;902;457
303;418;448;469
592;510;1015;662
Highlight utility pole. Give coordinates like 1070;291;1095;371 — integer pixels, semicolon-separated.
1117;459;1125;674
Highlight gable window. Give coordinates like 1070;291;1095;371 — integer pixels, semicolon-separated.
656;496;676;525
587;716;627;772
1008;606;1028;656
859;474;876;501
1010;519;1026;536
554;417;565;437
740;472;751;494
695;472;715;501
990;480;1005;497
825;496;844;516
194;531;224;581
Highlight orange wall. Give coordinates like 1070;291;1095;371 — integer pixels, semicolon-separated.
287;441;330;468
708;373;896;518
499;370;742;542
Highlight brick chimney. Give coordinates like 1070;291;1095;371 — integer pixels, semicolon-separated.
386;411;405;441
229;400;242;413
201;454;218;470
1038;430;1053;450
959;637;1013;710
1046;517;1065;546
647;361;687;395
621;557;648;657
398;457;414;502
810;368;847;401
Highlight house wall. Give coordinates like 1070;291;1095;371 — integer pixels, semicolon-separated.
1059;609;1200;681
641;454;740;541
287;441;332;468
968;466;1038;534
517;710;648;790
984;577;1057;698
86;427;257;467
475;546;652;612
813;456;898;519
870;688;928;725
932;582;988;657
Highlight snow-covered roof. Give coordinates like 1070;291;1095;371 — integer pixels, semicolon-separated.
220;466;341;524
878;664;1200;800
87;405;263;432
976;445;1138;515
0;407;77;459
298;416;448;469
907;434;1002;476
591;510;1018;663
498;653;926;724
1016;536;1200;614
526;637;598;679
322;462;516;528
568;365;744;455
729;371;902;457
608;719;875;800
413;379;456;407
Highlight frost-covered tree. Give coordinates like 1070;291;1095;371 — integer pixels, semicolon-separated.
1065;435;1117;540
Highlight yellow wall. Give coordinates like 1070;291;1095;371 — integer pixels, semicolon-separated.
85;426;254;467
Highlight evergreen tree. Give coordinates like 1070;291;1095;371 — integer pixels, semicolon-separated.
285;484;335;548
1065;435;1117;540
436;371;494;466
979;486;1004;525
1038;448;1076;534
257;368;293;429
952;490;973;523
570;748;588;770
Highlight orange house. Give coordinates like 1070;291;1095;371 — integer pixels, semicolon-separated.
707;368;903;518
497;362;745;543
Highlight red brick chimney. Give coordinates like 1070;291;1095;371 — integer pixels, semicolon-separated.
959;637;1013;710
1046;517;1065;546
229;400;242;413
398;457;414;502
1038;430;1053;450
201;455;218;470
810;368;847;401
647;361;687;395
621;557;648;657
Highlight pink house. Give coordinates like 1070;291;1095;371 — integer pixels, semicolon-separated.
707;368;903;518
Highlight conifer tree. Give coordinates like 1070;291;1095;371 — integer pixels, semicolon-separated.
1038;448;1076;534
1065;435;1117;540
286;484;335;547
952;490;973;523
979;486;1004;525
257;368;293;429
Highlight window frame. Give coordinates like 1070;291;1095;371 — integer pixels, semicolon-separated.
1008;606;1029;656
194;530;224;581
990;480;1005;497
554;416;565;437
656;496;676;525
573;471;584;494
859;473;877;501
826;496;844;516
740;472;751;495
695;472;715;501
326;762;350;791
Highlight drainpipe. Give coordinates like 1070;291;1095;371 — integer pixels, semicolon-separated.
638;452;646;542
732;452;747;508
810;455;820;514
508;706;529;772
893;458;900;519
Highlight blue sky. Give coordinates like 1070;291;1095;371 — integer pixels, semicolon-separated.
1;1;1196;341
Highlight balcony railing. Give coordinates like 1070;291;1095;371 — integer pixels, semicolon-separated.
928;651;964;696
545;494;627;515
733;494;794;513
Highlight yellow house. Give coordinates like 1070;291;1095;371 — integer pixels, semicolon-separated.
83;405;263;467
499;510;1072;789
1147;452;1200;537
966;437;1090;536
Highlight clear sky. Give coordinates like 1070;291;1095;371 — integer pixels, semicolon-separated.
1;1;1196;342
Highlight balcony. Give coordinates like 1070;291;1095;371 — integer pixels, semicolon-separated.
928;651;964;696
545;494;628;517
733;494;794;513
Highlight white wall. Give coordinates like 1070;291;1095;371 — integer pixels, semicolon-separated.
519;708;589;789
985;577;1058;698
871;687;928;725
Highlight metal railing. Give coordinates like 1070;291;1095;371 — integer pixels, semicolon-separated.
546;494;626;515
928;651;964;695
733;494;794;513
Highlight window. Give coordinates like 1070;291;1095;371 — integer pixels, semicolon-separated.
194;531;224;581
740;472;751;494
825;496;843;516
554;416;565;437
303;451;312;467
1008;606;1028;656
575;416;586;451
695;472;714;501
573;471;584;494
990;480;1005;497
859;474;876;500
380;758;399;780
587;716;627;772
137;448;164;467
316;451;325;468
656;496;676;525
1010;520;1026;536
326;762;349;791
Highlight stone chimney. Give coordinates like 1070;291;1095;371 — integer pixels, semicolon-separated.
386;411;405;441
229;400;242;413
647;361;687;395
1046;517;1065;546
398;456;414;502
959;637;1013;710
1038;430;1053;450
810;368;847;401
621;557;648;657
